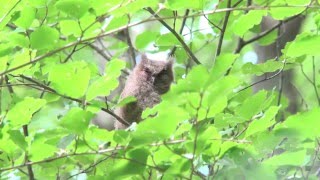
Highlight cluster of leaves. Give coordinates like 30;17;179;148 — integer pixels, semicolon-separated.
1;0;320;179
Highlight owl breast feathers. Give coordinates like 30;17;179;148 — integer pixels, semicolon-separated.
114;54;174;129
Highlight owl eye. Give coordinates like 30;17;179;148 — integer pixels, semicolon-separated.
157;71;169;79
142;67;151;74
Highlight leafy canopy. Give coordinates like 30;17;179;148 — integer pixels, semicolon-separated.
0;0;320;179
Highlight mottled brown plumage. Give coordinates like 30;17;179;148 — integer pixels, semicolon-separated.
114;54;174;129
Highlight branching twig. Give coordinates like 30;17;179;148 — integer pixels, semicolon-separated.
4;75;35;180
1;4;317;77
216;0;232;57
0;137;250;173
15;75;131;126
170;9;190;56
125;15;137;67
237;59;287;93
190;92;204;179
146;7;201;65
305;138;320;179
312;57;320;105
0;0;22;24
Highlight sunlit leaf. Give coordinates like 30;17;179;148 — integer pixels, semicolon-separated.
55;0;90;18
49;61;91;98
30;26;59;50
7;97;46;128
59;107;93;134
86;59;125;100
233;11;267;37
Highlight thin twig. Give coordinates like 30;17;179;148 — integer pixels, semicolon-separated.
276;21;284;106
16;75;130;126
312;57;320;105
237;59;287;93
0;137;250;172
305;138;320;179
0;5;317;76
216;0;232;57
125;15;137;67
170;9;190;56
146;7;201;64
0;0;22;24
190;92;204;179
4;75;35;180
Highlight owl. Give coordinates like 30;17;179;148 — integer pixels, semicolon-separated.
114;54;174;129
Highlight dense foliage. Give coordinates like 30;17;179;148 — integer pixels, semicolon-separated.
1;0;320;179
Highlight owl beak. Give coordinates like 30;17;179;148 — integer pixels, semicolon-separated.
151;76;155;83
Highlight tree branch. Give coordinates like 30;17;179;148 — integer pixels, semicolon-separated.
0;5;315;77
216;0;232;57
146;7;201;65
16;75;131;126
170;9;190;56
0;137;250;172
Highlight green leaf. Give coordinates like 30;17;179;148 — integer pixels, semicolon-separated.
258;30;277;46
29;133;57;161
264;150;307;166
242;60;283;76
205;76;241;107
156;33;181;49
49;61;91;98
105;16;128;31
108;148;149;178
28;0;48;7
286;33;320;57
0;0;19;30
245;106;280;138
111;0;158;16
135;31;160;50
207;53;239;83
8;130;27;150
8;32;29;48
55;0;90;18
86;76;118;101
104;58;126;76
8;49;36;75
215;113;247;129
80;14;101;38
30;26;59;50
14;6;36;28
0;56;8;72
193;126;221;154
233;11;267;37
165;158;191;175
235;90;268;119
86;59;125;100
275;107;320;139
170;65;209;93
59;20;81;37
7;97;46;128
59;107;93;134
116;96;137;107
131;105;190;146
113;130;131;145
166;0;202;10
269;0;308;20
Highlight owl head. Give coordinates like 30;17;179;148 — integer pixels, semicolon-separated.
135;54;174;94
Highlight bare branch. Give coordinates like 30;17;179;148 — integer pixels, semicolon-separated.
15;75;131;126
216;0;232;57
1;4;317;76
146;7;201;65
170;9;190;56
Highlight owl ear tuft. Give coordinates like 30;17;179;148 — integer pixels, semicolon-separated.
167;56;175;68
137;54;149;70
140;54;149;64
